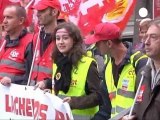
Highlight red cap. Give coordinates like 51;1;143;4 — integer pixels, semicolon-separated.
85;22;121;45
32;0;61;11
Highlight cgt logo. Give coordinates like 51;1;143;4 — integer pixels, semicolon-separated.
128;69;135;76
10;49;19;58
70;80;77;87
61;0;81;14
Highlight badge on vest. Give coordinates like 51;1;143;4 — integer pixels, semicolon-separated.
56;72;61;80
122;79;129;91
70;80;77;87
9;49;19;58
137;85;145;102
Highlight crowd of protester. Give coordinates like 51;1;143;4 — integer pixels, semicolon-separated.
1;0;160;120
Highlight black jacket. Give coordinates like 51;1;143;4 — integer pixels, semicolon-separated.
134;64;160;120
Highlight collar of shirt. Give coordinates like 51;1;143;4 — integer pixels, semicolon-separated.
40;29;52;55
150;59;160;89
5;29;27;47
112;42;133;68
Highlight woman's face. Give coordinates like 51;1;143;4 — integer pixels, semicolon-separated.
139;25;148;42
56;28;74;55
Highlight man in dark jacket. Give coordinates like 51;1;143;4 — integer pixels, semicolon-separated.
123;19;160;120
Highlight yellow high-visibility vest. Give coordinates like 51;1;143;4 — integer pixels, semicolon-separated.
105;51;147;117
53;56;99;116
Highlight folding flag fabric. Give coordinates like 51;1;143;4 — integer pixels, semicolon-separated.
102;0;137;31
59;0;137;36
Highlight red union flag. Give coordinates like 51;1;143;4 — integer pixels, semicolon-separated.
78;0;116;35
60;0;136;36
102;0;137;31
59;0;81;15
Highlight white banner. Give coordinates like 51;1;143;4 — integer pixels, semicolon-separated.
0;84;73;120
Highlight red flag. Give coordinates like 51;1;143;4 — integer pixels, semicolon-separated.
103;0;137;31
77;0;116;35
59;0;136;36
61;0;81;16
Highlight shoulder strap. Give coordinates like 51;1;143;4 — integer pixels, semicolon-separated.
131;51;147;68
86;44;96;57
104;55;111;66
86;44;96;51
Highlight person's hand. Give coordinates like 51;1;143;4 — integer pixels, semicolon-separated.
0;76;11;86
63;97;71;104
43;89;51;94
121;115;136;120
34;81;46;90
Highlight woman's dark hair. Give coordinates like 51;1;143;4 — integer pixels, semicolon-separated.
52;22;86;68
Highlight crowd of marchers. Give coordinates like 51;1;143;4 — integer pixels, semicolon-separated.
1;0;160;120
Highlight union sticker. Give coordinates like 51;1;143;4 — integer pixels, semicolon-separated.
137;85;145;102
122;79;129;91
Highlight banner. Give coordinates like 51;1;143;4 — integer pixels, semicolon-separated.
59;0;137;35
0;84;73;120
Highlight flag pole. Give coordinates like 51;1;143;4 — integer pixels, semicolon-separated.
25;0;34;10
128;59;150;117
27;26;42;86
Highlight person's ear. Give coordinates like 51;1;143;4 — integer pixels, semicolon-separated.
52;9;58;16
52;11;55;15
107;40;112;48
19;17;25;25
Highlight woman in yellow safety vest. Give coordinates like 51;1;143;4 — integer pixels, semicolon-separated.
38;22;102;120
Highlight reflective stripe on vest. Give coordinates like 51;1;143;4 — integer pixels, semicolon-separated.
33;65;52;74
0;34;33;80
0;59;25;71
0;72;23;80
53;56;99;116
105;51;147;117
31;33;53;81
130;51;147;67
0;59;25;79
111;106;126;114
117;88;135;98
